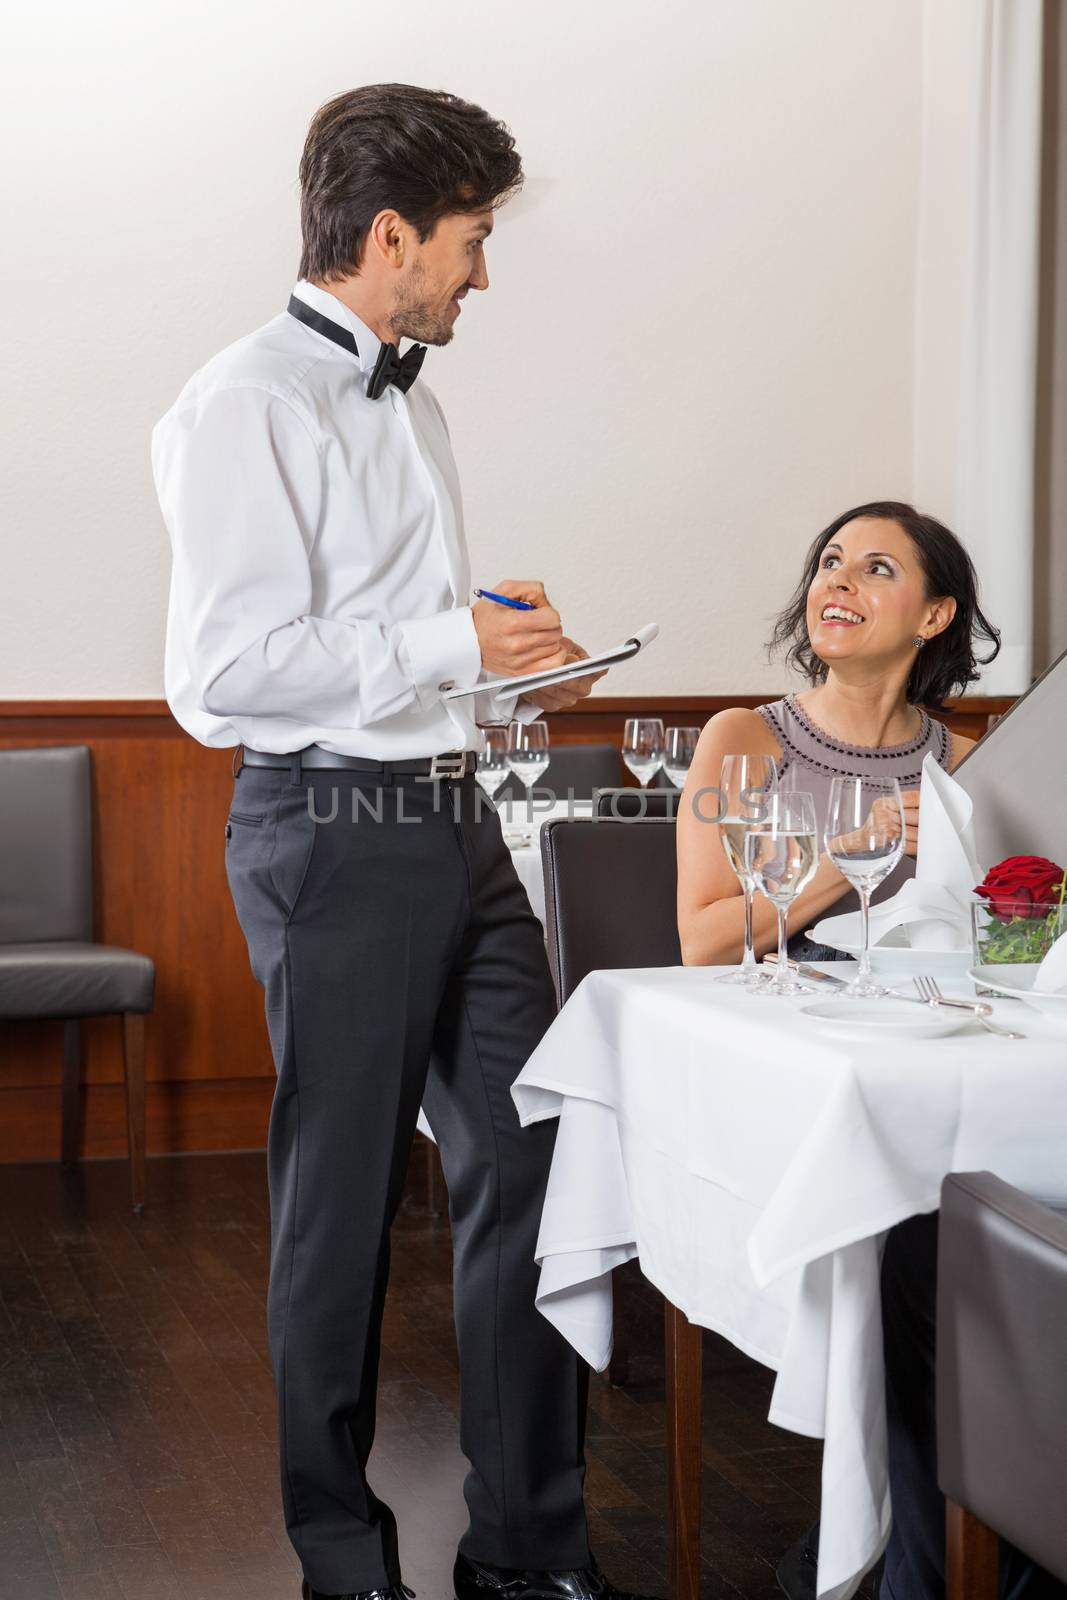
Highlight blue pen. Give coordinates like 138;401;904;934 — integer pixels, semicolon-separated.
473;588;537;611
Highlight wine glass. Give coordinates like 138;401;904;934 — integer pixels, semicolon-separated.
715;754;779;987
825;776;906;997
663;726;700;789
475;727;510;803
622;718;665;788
505;720;550;844
745;790;820;996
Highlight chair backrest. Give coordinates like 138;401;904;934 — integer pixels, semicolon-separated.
593;786;680;819
540;817;681;1005
0;745;93;943
937;1171;1067;1583
498;742;623;802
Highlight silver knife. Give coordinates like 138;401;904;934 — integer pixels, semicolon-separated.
763;955;849;987
763;956;995;1015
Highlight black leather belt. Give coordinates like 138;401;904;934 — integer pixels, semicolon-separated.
237;745;477;779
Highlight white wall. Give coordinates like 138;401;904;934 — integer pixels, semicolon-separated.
1;0;925;700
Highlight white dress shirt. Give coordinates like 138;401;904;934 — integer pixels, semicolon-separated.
152;279;538;756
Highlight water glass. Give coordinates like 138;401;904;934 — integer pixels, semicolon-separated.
622;718;665;788
505;720;551;843
501;720;551;845
825;776;906;996
663;726;700;789
476;727;510;802
745;790;819;995
715;753;779;987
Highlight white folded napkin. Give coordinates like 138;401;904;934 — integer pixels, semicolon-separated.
813;752;984;953
1033;928;1067;994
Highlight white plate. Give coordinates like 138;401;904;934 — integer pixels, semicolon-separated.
968;965;1067;1020
801;998;973;1040
807;929;971;978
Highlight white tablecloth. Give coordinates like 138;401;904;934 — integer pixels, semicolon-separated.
510;963;1067;1599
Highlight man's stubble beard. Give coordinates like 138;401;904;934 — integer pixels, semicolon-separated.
386;261;455;348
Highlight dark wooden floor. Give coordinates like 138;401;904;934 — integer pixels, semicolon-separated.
0;1150;877;1600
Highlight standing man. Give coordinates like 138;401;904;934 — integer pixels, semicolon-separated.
152;84;647;1600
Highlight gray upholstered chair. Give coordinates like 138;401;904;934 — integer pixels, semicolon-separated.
593;785;681;819
540;815;682;1393
540;816;681;1006
937;1171;1067;1598
497;742;623;802
0;745;155;1210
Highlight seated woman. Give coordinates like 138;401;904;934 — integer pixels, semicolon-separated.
677;499;999;969
678;500;1011;1600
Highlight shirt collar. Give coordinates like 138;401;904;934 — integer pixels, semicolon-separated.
290;279;384;376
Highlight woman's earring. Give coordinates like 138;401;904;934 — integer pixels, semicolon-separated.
913;635;925;649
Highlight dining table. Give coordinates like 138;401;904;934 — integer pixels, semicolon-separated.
509;958;1067;1600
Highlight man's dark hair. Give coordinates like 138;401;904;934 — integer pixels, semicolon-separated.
297;83;524;282
768;501;1001;711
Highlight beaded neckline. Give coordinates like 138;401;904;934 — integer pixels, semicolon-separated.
786;693;932;759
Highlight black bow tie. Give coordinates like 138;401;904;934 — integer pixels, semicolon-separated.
286;294;426;400
366;339;426;400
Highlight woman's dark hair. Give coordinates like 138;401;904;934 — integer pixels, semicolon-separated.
298;84;523;282
768;501;1001;711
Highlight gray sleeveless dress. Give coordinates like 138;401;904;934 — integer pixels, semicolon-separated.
754;694;952;962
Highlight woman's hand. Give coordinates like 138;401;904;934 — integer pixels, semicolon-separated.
839;789;921;860
899;788;921;857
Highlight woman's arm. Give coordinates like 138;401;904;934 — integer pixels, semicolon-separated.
676;707;853;967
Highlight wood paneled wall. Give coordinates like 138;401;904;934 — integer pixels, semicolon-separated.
0;694;1007;1163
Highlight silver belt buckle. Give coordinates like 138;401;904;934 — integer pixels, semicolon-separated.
428;751;467;780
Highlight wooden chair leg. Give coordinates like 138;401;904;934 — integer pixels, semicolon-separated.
665;1299;703;1600
122;1013;146;1213
607;1273;629;1387
424;1134;441;1218
61;1019;82;1168
945;1499;999;1600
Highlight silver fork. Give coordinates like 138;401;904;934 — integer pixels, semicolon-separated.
913;975;1026;1040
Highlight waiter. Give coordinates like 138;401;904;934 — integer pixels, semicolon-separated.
152;84;649;1600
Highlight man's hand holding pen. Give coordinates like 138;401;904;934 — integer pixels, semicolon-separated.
472;580;566;675
471;582;606;709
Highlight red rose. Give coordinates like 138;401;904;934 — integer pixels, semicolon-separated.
975;855;1066;920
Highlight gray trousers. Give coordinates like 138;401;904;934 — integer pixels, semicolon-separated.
224;762;591;1594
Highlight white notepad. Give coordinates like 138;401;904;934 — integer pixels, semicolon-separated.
443;622;659;701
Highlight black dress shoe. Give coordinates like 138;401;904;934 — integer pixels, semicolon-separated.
301;1582;415;1600
775;1528;819;1599
454;1552;661;1600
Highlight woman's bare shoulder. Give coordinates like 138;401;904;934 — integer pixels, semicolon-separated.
697;705;781;754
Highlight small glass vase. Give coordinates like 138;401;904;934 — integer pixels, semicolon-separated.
971;894;1067;969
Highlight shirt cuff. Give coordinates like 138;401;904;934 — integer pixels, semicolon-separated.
398;608;482;712
473;680;545;725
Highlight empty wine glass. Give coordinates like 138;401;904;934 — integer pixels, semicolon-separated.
505;720;550;844
622;718;665;788
663;726;700;789
716;754;779;987
476;727;510;803
825;775;906;997
745;790;820;996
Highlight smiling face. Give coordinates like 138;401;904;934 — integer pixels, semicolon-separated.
805;516;956;674
386;208;493;346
